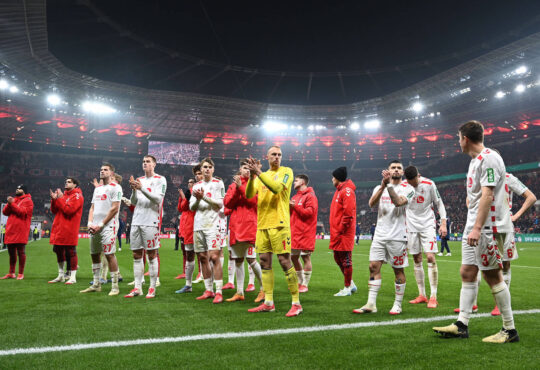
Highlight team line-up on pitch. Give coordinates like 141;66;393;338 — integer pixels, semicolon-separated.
2;121;536;342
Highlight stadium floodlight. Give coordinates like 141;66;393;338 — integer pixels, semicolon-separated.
47;94;61;106
494;91;506;99
349;122;360;130
263;120;287;132
411;102;424;113
514;65;527;75
307;125;314;131
514;84;526;93
82;101;116;114
364;119;380;129
9;85;18;93
0;79;8;90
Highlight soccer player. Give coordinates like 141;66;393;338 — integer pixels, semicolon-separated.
80;163;122;295
1;184;34;280
175;178;196;293
245;146;302;317
189;158;226;303
223;160;264;302
354;160;414;315
48;178;84;285
433;121;518;343
491;173;536;316
290;174;318;293
403;166;447;308
124;155;167;299
330;167;357;296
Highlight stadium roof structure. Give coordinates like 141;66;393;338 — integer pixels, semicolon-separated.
0;0;539;158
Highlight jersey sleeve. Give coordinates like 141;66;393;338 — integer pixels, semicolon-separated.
431;181;447;219
158;177;167;197
480;155;503;187
399;184;415;204
507;174;528;196
110;185;123;202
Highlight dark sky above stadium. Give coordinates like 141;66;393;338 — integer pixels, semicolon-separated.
47;0;540;105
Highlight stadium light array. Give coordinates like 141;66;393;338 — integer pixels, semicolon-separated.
263;120;287;132
0;79;8;90
364;119;380;129
494;91;506;99
349;122;360;130
514;65;527;75
82;101;116;114
514;84;526;93
9;85;18;93
47;94;61;106
411;102;424;113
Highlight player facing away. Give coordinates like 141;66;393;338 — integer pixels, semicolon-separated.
433;121;518;343
189;158;226;303
290;174;318;293
403;166;447;308
223;160;264;302
48;178;84;285
80;163;122;295
354;160;415;315
245;146;302;317
329;167;357;297
124;155;167;299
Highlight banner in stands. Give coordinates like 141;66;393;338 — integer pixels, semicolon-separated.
516;234;540;243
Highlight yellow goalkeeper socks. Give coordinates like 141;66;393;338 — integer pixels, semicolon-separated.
285;267;300;304
262;269;274;305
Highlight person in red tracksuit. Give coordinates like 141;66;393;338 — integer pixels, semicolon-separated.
290;174;318;293
48;177;84;285
329;167;357;297
1;184;34;280
223;160;264;303
175;178;195;280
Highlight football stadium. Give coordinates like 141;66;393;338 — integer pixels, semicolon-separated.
1;1;540;368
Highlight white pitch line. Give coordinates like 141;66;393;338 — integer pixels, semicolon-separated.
2;309;539;357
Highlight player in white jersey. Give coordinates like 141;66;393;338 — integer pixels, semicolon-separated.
124;155;167;299
403;166;447;309
354;160;415;315
489;172;537;315
434;120;518;343
189;158;226;303
80;163;122;296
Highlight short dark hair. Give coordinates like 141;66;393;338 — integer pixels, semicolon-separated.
102;162;115;172
66;177;80;187
404;166;419;180
240;158;250;166
295;174;309;185
192;164;201;175
144;155;157;163
388;160;402;168
459;120;484;143
200;157;214;167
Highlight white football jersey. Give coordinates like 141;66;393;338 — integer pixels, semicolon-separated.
465;147;512;233
131;174;167;227
190;178;225;231
91;182;122;228
505;173;528;212
405;177;446;232
372;182;415;241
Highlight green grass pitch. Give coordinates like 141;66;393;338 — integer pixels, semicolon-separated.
1;238;539;369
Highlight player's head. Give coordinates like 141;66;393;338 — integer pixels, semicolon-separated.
294;174;309;190
404;166;420;187
15;184;27;196
192;163;203;181
187;178;195;189
143;155;157;173
65;177;79;190
114;173;123;184
458;120;484;153
388;160;403;180
267;145;282;170
239;158;251;178
200;158;215;180
332;166;347;187
100;162;115;180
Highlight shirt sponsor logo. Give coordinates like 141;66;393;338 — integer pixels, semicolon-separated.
101;194;107;200
416;195;424;203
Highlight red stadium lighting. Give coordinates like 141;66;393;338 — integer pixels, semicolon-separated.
240;139;249;145
222;139;234;144
35;120;51;125
97;129;110;133
496;127;512;133
79;125;88;132
518;122;529;130
115;129;131;136
0;112;13;118
57;122;75;128
202;138;215;143
424;135;438;142
407;137;418;143
134;132;148;137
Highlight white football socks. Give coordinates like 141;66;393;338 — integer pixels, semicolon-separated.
92;263;102;286
394;282;406;307
296;269;304;286
185;260;195;286
414;262;426;297
457;281;478;326
235;264;245;295
227;259;235;284
247;263;255;285
503;269;511;289
303;270;312;287
249;260;263;286
492;281;514;330
133;258;144;291
367;279;382;305
427;262;438;298
148;257;158;289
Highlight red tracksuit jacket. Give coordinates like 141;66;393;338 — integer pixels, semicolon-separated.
177;195;195;244
290;186;318;251
2;193;34;245
50;187;84;246
223;177;257;245
329;179;356;251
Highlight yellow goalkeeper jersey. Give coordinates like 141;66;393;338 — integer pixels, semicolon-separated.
250;166;293;230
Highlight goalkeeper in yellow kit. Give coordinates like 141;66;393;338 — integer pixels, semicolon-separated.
245;146;302;317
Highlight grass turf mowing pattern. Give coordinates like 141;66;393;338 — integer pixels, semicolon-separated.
1;239;539;368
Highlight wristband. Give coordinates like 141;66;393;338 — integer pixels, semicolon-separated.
98;222;104;228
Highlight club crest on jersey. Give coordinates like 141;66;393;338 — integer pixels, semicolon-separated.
416;195;424;203
147;188;152;192
100;194;107;200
